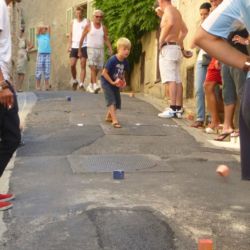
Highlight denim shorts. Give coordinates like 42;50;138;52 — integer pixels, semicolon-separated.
221;64;246;105
101;81;121;109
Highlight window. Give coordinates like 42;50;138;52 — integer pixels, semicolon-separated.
66;7;73;34
29;27;37;50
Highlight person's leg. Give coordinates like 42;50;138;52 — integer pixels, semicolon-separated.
176;83;183;107
70;57;78;81
44;54;51;90
35;54;42;90
240;78;250;180
221;64;236;133
108;104;118;123
204;81;221;128
16;74;25;92
194;61;207;122
80;57;86;86
0;83;21;177
168;82;177;107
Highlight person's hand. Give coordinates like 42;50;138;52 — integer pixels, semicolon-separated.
0;88;14;109
67;46;71;53
155;7;163;18
115;78;126;88
232;35;249;45
214;60;221;70
108;49;113;56
182;49;193;59
78;50;82;58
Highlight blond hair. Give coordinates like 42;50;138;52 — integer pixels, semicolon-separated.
93;9;104;16
116;37;131;50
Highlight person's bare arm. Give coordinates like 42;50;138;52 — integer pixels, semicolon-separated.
47;25;51;35
178;19;188;49
101;68;116;85
36;27;41;35
103;26;113;55
78;24;90;57
159;9;174;48
68;20;73;52
194;27;247;70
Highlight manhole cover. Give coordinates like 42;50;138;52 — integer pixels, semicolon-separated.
68;154;161;173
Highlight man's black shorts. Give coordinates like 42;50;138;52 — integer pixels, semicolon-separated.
70;47;88;59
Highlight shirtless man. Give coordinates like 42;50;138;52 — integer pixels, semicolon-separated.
157;0;191;119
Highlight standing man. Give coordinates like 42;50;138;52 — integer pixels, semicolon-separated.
68;6;89;91
79;10;113;94
157;0;191;119
35;23;51;91
0;0;21;210
194;0;250;180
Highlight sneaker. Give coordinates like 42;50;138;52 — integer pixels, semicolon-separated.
0;201;13;211
86;84;95;93
93;83;101;94
71;79;78;91
0;193;15;202
79;82;85;91
175;108;184;119
158;108;176;118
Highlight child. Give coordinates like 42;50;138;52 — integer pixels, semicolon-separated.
35;23;51;91
101;37;131;128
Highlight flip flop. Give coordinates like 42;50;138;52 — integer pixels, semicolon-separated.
214;131;233;141
112;122;122;128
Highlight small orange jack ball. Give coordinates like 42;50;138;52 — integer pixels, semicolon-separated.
216;164;230;177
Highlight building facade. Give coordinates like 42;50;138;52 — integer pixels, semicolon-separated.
15;0;202;101
17;0;94;90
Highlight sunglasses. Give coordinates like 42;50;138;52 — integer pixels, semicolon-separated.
95;16;103;18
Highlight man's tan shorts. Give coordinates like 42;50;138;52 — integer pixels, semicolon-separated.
87;47;104;69
159;45;182;84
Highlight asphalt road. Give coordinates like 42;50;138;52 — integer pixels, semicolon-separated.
0;91;249;250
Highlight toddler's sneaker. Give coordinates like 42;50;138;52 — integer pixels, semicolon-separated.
86;84;95;93
0;201;13;211
158;107;176;118
0;193;15;202
175;108;184;119
93;83;101;94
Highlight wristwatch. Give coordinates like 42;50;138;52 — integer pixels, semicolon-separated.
0;81;9;91
243;57;250;71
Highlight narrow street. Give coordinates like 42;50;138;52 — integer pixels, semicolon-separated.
0;91;249;250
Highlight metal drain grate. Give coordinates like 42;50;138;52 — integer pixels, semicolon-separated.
68;154;161;173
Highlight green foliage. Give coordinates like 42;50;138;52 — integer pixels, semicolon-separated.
94;0;159;70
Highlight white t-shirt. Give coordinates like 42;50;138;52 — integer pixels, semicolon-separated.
71;18;88;48
0;0;11;81
202;0;250;78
